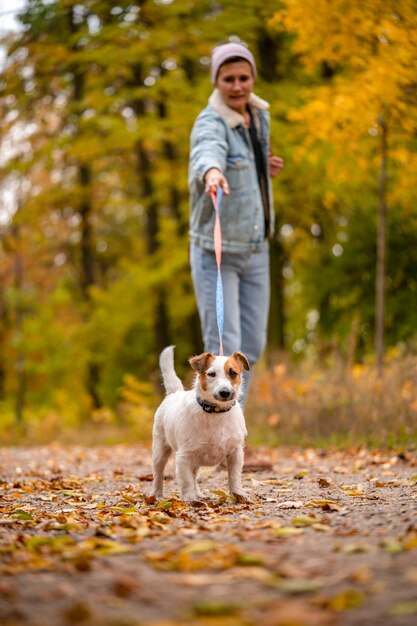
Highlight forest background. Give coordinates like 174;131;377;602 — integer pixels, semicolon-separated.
1;0;417;448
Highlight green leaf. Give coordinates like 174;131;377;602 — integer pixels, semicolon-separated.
271;578;321;594
155;500;174;510
390;601;417;616
12;510;34;521
194;600;237;616
235;553;264;566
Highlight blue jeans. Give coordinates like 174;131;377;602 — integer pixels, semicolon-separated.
190;242;270;402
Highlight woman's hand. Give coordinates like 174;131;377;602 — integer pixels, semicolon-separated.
204;168;230;196
269;155;284;178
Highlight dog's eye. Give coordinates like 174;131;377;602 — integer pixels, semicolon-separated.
229;369;238;379
207;371;216;377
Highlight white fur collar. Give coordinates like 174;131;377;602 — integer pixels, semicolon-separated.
208;89;269;128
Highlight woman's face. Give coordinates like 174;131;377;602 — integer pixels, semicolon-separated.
215;60;254;114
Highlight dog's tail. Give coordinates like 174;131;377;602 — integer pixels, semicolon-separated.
159;346;183;395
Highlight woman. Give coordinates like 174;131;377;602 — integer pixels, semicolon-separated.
189;42;283;403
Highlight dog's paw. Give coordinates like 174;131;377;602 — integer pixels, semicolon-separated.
231;491;249;504
181;492;201;503
147;491;163;501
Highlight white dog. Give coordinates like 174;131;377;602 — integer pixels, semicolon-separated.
150;345;249;502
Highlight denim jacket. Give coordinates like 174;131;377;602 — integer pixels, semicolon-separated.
189;89;274;253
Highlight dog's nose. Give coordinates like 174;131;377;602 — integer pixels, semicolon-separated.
219;389;232;399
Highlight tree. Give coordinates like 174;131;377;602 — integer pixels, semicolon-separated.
0;0;289;421
272;0;417;369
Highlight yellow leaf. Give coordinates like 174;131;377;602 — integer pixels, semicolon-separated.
390;601;417;616
312;523;332;532
381;539;404;554
182;541;218;555
193;600;237;616
291;516;316;527
340;543;374;554
294;471;309;479
306;499;341;511
403;532;417;551
325;589;365;611
273;527;304;537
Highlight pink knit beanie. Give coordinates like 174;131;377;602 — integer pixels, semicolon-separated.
210;42;257;84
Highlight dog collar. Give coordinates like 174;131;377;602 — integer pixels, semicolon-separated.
196;397;235;413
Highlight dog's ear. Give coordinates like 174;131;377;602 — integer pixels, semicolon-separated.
189;352;215;373
232;352;250;372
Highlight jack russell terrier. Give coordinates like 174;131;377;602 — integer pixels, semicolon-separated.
150;345;249;502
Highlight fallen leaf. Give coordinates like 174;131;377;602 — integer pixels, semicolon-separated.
193;599;237;616
273;527;304;537
277;500;304;509
271;577;321;594
381;538;404;554
312;523;332;532
291;516;317;527
235;553;264;566
389;601;417;616
319;589;365;611
317;477;332;488
338;542;374;554
12;510;34;521
259;599;336;626
294;471;309;479
306;499;341;511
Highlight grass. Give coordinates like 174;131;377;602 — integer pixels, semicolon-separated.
1;353;417;449
246;352;417;450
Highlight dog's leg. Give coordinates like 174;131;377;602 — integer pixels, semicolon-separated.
192;466;203;499
150;440;171;499
227;447;247;499
176;452;199;501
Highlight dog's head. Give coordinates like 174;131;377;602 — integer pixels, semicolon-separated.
189;351;250;409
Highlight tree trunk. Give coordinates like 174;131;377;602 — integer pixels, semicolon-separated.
79;164;95;298
268;234;286;349
375;113;388;377
70;7;100;408
0;271;7;398
11;226;26;426
257;28;287;351
136;140;171;353
131;67;171;354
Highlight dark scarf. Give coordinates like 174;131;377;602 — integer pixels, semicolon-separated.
247;106;270;237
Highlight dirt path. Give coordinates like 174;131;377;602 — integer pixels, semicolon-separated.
0;444;416;626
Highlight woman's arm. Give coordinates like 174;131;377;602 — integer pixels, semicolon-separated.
189;111;229;189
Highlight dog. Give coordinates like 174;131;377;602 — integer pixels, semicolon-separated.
150;345;249;502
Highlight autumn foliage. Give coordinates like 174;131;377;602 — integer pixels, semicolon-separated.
0;1;417;445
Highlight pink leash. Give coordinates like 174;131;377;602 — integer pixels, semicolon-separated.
211;188;224;356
